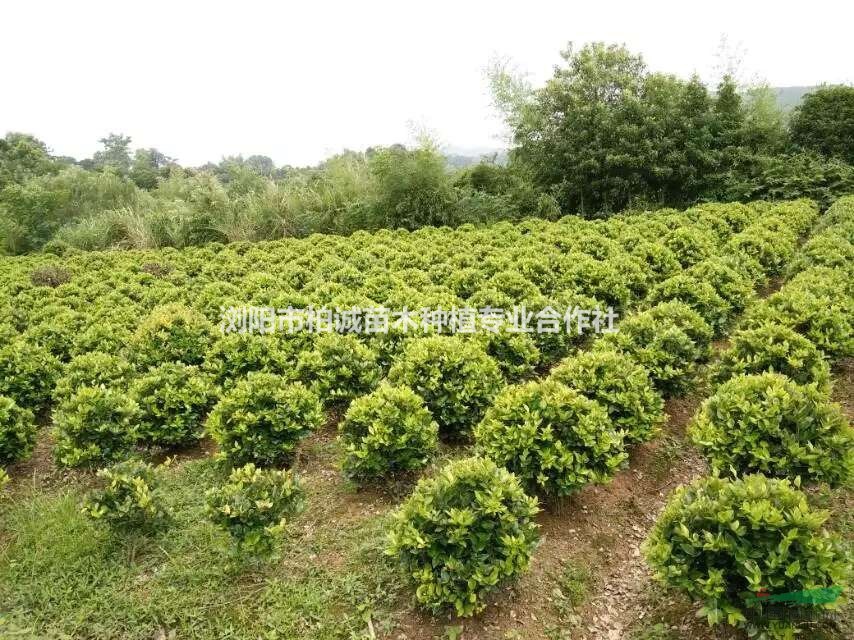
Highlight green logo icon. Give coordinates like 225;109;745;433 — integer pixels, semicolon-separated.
746;586;843;606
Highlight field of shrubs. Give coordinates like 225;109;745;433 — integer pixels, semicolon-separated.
0;195;852;639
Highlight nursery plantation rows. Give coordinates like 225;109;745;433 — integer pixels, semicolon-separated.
0;195;852;640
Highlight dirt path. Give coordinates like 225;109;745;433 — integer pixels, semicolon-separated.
570;397;707;640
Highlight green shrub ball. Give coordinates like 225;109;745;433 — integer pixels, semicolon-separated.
644;474;849;635
387;456;539;616
339;383;438;482
474;379;626;497
690;373;853;484
206;373;323;467
550;349;664;444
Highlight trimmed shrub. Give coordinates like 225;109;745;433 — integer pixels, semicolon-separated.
646;274;731;334
716;252;766;285
725;226;795;276
523;291;606;365
203;333;293;389
595;310;705;396
559;253;640;310
53;386;141;467
471;327;540;381
82;460;170;531
764;199;819;236
628;240;681;281
131;363;217;447
474;380;626;497
205;463;304;555
71;321;133;358
0;396;37;464
550;349;665;444
689;373;853;484
388;336;503;439
0;321;16;344
0;339;61;411
53;352;135;405
295;333;381;405
642;301;714;356
487;270;541;300
22;309;85;362
386;456;540;616
788;266;854;303
206;373;323;467
663;226;718;267
131;303;214;368
789;233;854;274
742;289;853;360
644;474;849;637
686;258;755;314
710;324;831;392
339;383;438;481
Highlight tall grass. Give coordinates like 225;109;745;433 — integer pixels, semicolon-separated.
43;144;517;252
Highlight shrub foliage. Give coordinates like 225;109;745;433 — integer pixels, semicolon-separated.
388;336;503;439
0;395;37;464
474;380;626;497
205;463;305;555
53;386;140;467
387;456;539;616
550;349;665;444
689;373;853;485
710;323;831;391
338;383;438;481
644;474;849;636
82;459;170;531
206;373;323;467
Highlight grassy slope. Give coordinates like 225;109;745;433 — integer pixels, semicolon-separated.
0;435;407;640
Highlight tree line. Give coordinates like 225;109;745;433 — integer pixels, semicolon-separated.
1;41;853;255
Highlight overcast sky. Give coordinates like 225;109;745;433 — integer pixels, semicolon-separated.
2;0;851;167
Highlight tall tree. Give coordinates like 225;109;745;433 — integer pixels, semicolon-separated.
504;42;648;215
790;85;854;164
130;147;174;189
92;133;132;174
245;155;276;177
0;133;58;189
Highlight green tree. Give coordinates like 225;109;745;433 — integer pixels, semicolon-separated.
130;148;174;189
492;43;735;215
790;85;854;163
0;133;58;190
368;142;457;229
742;84;787;153
512;42;648;215
92;133;133;174
245;155;276;177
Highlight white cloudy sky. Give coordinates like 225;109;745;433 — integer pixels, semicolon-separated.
1;0;851;166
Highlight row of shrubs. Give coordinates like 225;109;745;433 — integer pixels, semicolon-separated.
643;196;854;638
2;200;799;474
381;203;829;616
0;197;843;630
4;197;808;477
81;459;304;556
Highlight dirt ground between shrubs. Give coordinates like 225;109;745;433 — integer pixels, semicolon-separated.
3;365;851;640
387;359;854;640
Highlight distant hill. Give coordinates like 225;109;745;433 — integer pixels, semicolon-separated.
773;86;816;111
444;146;508;169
